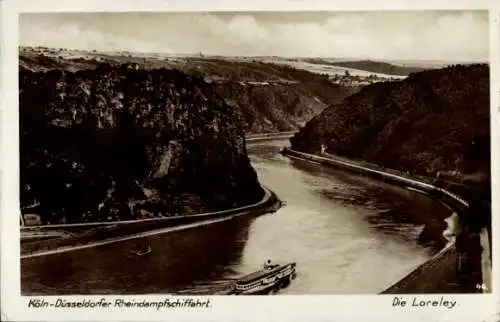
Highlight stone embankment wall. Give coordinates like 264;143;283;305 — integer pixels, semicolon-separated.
22;187;280;258
281;148;491;294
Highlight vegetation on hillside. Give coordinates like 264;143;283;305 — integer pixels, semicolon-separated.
20;64;263;224
20;47;354;134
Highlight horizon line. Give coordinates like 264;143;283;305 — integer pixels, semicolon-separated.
18;45;488;64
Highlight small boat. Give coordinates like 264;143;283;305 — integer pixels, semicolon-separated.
130;237;152;257
134;245;152;256
231;262;297;295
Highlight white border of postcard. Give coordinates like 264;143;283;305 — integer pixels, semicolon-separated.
2;0;500;321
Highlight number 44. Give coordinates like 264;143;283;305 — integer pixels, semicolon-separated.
476;283;489;291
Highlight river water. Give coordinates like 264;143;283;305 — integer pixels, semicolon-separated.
22;139;451;295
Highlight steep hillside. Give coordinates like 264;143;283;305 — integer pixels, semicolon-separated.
19;47;353;133
211;78;349;133
20;64;263;224
291;64;490;194
212;81;321;132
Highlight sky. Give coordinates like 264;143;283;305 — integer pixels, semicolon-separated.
19;11;489;62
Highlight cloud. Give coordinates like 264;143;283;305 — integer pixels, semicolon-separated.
19;11;488;61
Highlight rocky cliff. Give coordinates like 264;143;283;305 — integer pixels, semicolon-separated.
211;79;346;133
20;64;264;224
291;64;490;193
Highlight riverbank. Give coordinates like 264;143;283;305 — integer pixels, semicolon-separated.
281;147;491;294
21;186;281;258
21;133;298;258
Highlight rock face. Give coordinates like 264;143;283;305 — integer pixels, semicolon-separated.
211;80;345;133
205;62;352;134
20;64;263;224
291;64;490;187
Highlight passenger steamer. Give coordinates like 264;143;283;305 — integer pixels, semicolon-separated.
230;262;297;295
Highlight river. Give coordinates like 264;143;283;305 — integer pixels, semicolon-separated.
21;139;451;295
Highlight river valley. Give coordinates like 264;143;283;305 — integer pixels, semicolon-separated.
22;139;452;295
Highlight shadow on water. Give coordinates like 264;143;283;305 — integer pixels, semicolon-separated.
287;158;449;254
22;215;255;295
23;140;454;295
